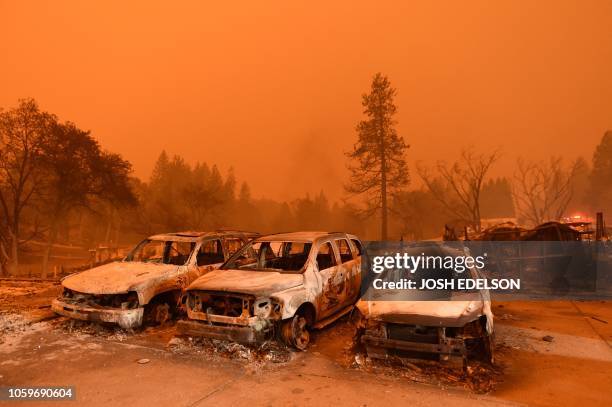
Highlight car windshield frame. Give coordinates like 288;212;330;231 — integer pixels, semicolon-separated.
221;239;313;273
125;238;197;266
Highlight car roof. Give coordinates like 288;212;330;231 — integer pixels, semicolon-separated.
254;231;357;243
147;230;258;242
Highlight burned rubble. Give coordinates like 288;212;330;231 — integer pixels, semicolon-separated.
167;335;293;364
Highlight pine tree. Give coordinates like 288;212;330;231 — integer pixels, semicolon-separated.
346;73;409;240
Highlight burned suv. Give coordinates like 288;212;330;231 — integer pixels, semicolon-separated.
177;232;362;349
52;231;257;329
357;244;494;365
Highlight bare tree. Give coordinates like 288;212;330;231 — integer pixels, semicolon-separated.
345;73;409;240
511;157;579;226
417;150;500;232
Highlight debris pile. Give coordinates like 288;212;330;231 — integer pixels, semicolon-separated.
51;318;130;342
167;335;292;364
350;351;503;394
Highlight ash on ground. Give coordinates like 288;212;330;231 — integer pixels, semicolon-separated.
350;349;504;394
50;317;131;342
167;335;293;365
0;311;52;349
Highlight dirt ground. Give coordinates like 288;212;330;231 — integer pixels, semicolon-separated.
0;280;610;406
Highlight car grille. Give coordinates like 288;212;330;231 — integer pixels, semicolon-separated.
387;324;439;344
188;291;255;317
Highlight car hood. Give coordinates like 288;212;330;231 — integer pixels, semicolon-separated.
186;269;303;297
356;299;490;328
62;261;181;295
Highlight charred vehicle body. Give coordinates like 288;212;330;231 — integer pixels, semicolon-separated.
52;231;257;328
177;232;363;349
357;245;494;365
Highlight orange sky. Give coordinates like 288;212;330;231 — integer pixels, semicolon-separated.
1;1;611;202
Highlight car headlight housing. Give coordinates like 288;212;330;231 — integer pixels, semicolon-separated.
253;298;282;319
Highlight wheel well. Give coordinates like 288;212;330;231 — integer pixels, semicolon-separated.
149;290;181;308
295;302;316;326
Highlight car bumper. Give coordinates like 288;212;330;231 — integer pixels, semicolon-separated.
176;320;259;343
361;334;466;357
51;298;144;329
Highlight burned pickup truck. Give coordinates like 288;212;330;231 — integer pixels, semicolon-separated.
357;244;494;365
177;232;362;349
52;230;257;329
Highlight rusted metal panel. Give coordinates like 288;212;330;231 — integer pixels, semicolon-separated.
186;309;255;327
176;320;259;343
361;334;466;356
62;262;182;298
356;300;493;329
51;298;143;329
186;271;303;296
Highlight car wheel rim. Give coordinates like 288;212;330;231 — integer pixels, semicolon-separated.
292;316;310;350
150;303;170;325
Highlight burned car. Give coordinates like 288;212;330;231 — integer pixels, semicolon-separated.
357;244;494;365
51;230;257;329
177;232;362;349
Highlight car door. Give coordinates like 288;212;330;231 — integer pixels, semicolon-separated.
316;241;345;318
193;239;225;279
334;238;361;306
163;240;198;292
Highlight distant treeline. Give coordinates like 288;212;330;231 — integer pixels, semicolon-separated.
122;150;369;239
2;97;611;277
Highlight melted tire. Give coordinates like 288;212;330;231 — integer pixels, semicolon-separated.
281;314;310;350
